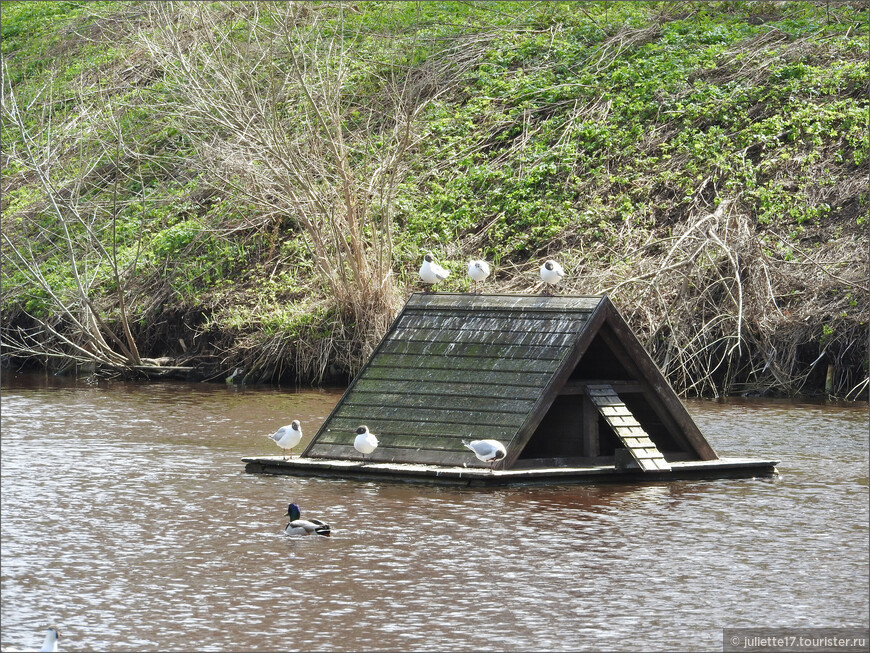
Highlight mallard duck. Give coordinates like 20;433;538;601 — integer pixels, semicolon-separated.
267;420;303;460
462;439;506;472
284;503;331;537
539;259;565;294
419;253;450;289
353;425;379;460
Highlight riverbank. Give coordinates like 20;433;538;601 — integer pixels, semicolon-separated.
1;2;867;398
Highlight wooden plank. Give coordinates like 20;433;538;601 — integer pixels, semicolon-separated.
313;431;480;451
581;395;599;458
586;386;620;396
406;293;602;312
389;325;580;348
608;415;642;428
586;383;671;472
307;442;491;467
331;404;524;428
361;365;550;386
621;437;655;448
317;417;519;440
369;353;562;374
630;449;664;460
351;378;545;401
560;380;643;395
344;391;535;414
247;455;780;483
396;313;588;335
620;426;650;438
378;338;567;361
598;406;634;417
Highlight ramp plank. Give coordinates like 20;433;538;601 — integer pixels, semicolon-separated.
586;384;672;472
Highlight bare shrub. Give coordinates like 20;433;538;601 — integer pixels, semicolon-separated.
138;2;454;379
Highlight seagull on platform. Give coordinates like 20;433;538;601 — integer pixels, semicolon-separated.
539;259;565;294
284;503;331;537
462;439;507;472
419;253;450;290
267;420;303;460
467;259;491;291
354;425;379;460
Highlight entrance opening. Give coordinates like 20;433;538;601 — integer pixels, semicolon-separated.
517;325;686;465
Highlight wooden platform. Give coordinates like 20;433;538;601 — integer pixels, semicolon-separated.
242;455;779;487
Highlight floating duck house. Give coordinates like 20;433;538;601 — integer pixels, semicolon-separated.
244;293;777;485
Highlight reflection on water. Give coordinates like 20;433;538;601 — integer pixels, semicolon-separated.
1;371;868;651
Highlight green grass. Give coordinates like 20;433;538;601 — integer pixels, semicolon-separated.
1;1;867;391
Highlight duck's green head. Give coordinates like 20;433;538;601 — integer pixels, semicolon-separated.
286;503;301;521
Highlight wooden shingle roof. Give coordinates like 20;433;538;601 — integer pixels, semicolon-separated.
303;292;716;469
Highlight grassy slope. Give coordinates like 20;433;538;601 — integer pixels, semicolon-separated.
1;1;867;396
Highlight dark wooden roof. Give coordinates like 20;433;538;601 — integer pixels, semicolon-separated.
303;293;716;468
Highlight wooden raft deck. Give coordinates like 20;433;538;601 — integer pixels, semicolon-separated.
242;455;779;486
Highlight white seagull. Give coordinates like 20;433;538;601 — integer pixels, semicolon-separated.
467;259;491;291
539;259;565;294
40;628;60;653
462;439;507;472
284;503;331;537
3;627;61;652
354;425;379;460
267;420;303;460
419;253;450;290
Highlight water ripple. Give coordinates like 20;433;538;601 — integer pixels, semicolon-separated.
1;377;867;651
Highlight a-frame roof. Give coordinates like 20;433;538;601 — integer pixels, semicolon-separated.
303;293;716;469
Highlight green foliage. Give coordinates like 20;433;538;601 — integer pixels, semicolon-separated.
1;1;867;389
398;1;867;265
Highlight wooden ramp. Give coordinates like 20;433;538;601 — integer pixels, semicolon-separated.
586;384;672;472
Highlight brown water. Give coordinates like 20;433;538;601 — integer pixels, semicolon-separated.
1;371;867;652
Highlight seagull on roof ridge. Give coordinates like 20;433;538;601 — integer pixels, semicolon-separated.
467;259;491;292
539;259;565;294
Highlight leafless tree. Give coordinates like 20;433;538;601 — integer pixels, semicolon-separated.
1;60;147;372
139;2;444;372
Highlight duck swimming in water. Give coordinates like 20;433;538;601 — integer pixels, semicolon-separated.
283;503;331;537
